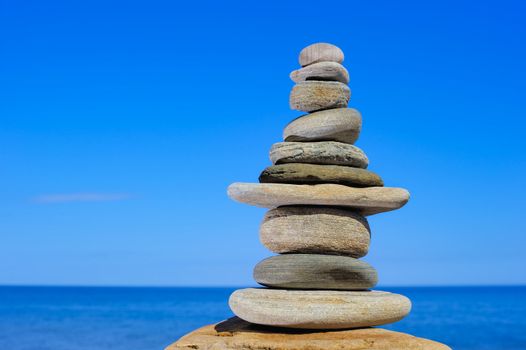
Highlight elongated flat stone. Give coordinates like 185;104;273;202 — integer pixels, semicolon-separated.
260;206;370;258
167;317;452;350
254;254;377;290
259;163;383;187
270;141;369;168
290;81;350;112
284;108;362;144
299;43;344;67
227;183;409;216
291;62;349;84
229;289;411;329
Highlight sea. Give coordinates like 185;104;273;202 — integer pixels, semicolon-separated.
0;286;525;350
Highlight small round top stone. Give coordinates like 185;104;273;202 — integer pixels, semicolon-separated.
299;43;344;67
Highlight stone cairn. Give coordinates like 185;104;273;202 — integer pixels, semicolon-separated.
226;42;412;330
168;43;451;350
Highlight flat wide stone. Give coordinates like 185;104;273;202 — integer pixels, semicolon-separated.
284;108;362;144
299;42;344;67
259;163;383;187
270;141;369;168
260;206;370;258
229;289;412;330
227;183;410;216
167;317;451;350
254;254;377;290
291;61;349;84
290;81;350;112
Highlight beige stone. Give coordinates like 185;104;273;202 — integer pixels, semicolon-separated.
229;289;411;330
290;81;350;112
284;108;362;144
270;141;369;168
290;61;349;84
167;317;451;350
260;206;370;257
227;183;410;216
299;42;344;67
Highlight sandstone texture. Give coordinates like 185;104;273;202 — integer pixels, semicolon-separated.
299;42;344;66
290;81;350;112
260;206;370;257
167;317;451;350
259;163;383;187
284;108;362;144
227;183;410;216
270;141;369;168
229;289;411;329
254;254;377;290
290;61;349;84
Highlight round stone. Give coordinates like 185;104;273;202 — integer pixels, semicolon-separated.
254;254;377;290
229;288;412;329
270;141;369;168
227;183;410;216
290;61;349;84
299;43;344;67
260;206;370;258
259;163;383;187
284;108;362;144
290;81;350;112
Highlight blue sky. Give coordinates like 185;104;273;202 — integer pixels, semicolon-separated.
1;0;525;286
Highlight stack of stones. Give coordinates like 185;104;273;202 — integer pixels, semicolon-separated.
227;43;412;330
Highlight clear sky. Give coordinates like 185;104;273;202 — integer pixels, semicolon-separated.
1;0;525;287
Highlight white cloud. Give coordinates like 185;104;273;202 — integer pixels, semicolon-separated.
33;193;133;203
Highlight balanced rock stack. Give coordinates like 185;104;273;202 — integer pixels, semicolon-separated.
167;43;450;350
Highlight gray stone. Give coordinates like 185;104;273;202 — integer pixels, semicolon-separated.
290;62;349;84
270;141;369;168
227;183;410;216
284;108;362;144
229;288;412;329
259;163;383;187
260;206;370;258
290;81;350;112
299;43;344;67
254;254;377;290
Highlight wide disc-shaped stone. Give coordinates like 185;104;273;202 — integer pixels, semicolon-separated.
284;108;362;144
299;42;344;67
260;206;370;257
229;289;411;329
227;183;409;216
166;317;451;350
290;81;350;112
167;317;452;350
259;163;383;187
270;141;369;168
291;61;349;84
254;254;377;290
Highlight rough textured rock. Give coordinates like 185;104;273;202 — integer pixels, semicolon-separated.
299;42;344;67
259;163;383;187
260;206;370;258
227;183;410;216
229;289;411;329
167;317;452;350
290;81;350;112
291;61;349;84
284;108;362;144
254;254;377;290
270;141;369;168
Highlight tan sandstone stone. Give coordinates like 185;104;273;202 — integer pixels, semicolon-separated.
167;317;451;350
229;289;411;329
299;42;344;66
290;61;349;84
260;206;370;257
290;81;350;112
227;183;410;216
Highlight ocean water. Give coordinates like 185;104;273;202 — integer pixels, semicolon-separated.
0;286;525;350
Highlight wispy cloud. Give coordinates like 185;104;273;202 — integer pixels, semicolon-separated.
32;193;133;204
